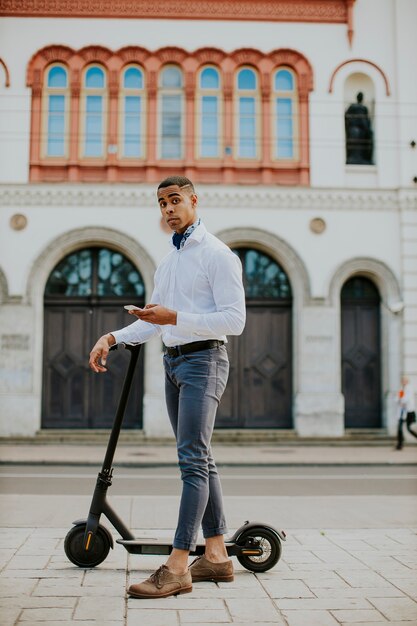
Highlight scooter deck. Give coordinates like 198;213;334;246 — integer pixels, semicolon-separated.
116;537;260;557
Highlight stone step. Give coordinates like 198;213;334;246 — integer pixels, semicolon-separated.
0;428;395;446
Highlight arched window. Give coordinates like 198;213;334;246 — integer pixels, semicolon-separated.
273;68;298;160
82;65;106;158
159;65;184;159
45;247;145;297
44;64;68;157
120;66;145;159
198;66;221;158
235;67;259;159
236;248;292;300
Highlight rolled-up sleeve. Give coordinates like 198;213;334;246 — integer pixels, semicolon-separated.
176;250;246;337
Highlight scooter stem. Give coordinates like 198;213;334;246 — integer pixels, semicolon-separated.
101;343;142;472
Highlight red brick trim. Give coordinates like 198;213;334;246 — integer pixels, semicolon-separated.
27;44;314;185
328;58;391;96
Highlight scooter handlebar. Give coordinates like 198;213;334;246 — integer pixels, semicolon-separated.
109;342;141;354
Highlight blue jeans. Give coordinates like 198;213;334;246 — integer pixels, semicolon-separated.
163;345;229;551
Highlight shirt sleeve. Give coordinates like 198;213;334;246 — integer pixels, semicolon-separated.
176;249;246;337
110;285;162;345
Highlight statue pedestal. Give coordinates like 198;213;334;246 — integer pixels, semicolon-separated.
345;164;377;188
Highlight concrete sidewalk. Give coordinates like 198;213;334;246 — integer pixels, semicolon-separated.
1;442;417;626
0;441;416;466
1;525;417;626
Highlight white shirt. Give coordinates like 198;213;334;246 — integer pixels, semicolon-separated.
111;222;246;347
400;382;416;413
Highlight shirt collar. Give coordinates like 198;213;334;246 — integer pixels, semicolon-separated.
170;219;205;249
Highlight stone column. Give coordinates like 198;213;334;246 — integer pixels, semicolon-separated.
294;305;345;437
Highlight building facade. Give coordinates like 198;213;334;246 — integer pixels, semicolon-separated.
0;0;416;438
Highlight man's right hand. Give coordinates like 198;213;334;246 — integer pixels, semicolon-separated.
89;334;115;373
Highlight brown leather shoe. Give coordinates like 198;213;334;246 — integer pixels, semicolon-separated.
189;555;234;582
128;565;192;599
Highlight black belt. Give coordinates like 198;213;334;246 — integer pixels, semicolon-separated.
164;340;224;357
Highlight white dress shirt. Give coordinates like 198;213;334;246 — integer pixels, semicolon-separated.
111;222;246;347
400;382;416;413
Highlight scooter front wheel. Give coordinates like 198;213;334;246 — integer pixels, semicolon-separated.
237;526;282;573
64;523;111;568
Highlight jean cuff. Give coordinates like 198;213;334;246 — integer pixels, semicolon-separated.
202;526;228;539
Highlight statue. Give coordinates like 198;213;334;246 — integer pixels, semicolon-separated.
345;92;373;165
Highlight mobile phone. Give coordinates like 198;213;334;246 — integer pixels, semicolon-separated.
124;305;143;311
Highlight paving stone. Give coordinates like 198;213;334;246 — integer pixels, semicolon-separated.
369;596;417;621
16;622;123;626
18;607;73;621
127;608;179;625
386;577;417;597
282;609;339;626
0;596;76;609
217;574;260;589
336;570;395;588
0;578;37;597
287;562;367;572
179;608;231;623
330;609;387;623
74;596;125;621
283;551;324;564
83;568;126;585
276;598;371;610
226;598;282;622
256;569;345;583
34;578;123;597
0;568;83;579
340;623;417;626
312;586;405;598
191;585;269;599
311;550;364;565
260;579;315;599
5;554;51;570
127;597;225;610
0;606;21;626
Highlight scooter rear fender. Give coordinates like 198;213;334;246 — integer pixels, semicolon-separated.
228;521;286;543
71;519;114;549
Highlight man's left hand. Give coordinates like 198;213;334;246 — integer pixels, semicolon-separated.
129;304;177;325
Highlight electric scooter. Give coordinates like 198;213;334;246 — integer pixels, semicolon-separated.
64;343;286;572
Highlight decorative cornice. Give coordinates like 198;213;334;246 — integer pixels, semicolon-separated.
1;184;415;211
0;0;353;23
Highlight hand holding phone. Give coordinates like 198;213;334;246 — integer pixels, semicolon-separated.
124;305;143;312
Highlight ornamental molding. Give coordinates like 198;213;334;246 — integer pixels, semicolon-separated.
1;185;415;211
0;0;352;23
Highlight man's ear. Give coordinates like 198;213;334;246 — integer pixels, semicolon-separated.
191;194;198;208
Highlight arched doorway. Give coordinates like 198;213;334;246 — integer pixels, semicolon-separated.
217;248;292;428
341;276;381;428
42;247;145;429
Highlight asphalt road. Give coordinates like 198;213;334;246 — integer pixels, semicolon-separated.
1;464;416;497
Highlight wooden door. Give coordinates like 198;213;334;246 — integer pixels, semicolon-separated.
216;248;292;429
341;277;381;428
42;248;145;429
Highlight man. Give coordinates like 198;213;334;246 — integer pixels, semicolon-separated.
396;376;417;450
89;176;246;598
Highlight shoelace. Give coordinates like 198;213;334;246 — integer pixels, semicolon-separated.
149;565;167;589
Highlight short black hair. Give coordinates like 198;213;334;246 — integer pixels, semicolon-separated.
157;176;195;194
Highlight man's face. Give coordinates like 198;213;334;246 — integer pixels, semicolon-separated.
157;185;198;234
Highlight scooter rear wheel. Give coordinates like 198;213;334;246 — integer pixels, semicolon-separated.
64;523;111;568
236;526;282;572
